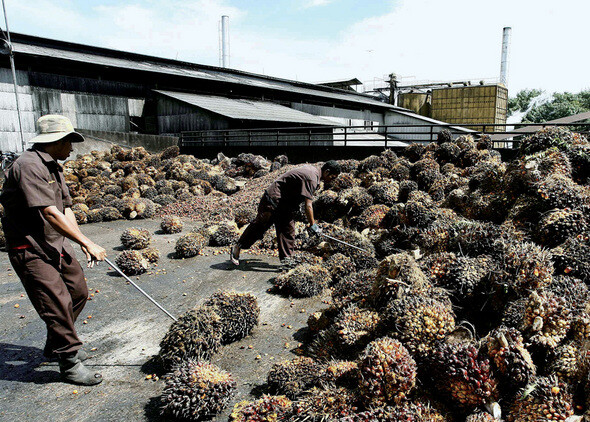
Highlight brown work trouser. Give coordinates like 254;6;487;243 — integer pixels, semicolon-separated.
9;249;87;358
237;194;296;260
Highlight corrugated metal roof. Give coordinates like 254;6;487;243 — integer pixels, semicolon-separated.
12;40;399;111
154;90;335;125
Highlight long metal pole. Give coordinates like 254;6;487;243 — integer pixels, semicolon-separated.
319;233;369;254
104;258;178;322
1;0;25;152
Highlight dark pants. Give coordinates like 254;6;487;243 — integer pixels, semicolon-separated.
237;194;296;260
9;249;87;358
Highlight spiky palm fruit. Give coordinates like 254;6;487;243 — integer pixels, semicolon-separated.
332;269;376;308
281;251;323;271
120;227;151;250
356;204;390;229
232;204;255;227
358;337;417;405
344;401;447;422
404;199;439;228
506;376;574;422
568;142;590;184
307;326;345;360
536;209;588;248
373;253;431;309
494;240;554;296
86;208;103;223
209;220;240;246
552;235;590;282
441;255;492;298
519;126;577;156
273;264;330;298
382;294;455;357
367;181;399;206
427;341;498;410
141;247;160;264
522;290;571;349
421;252;458;285
323;253;356;285
333;305;381;350
534;174;589;211
331;172;356;192
466;411;501;422
175;231;207;258
114;250;149;275
153;193;176;206
320;360;359;388
229;395;292;422
99;206;122;221
286;387;357;421
358;155;387;173
267;357;323;399
340;186;373;216
203;291;259;344
160;216;183;234
158;306;223;368
313;190;345;222
485;326;536;389
161;359;236;420
547;341;587;385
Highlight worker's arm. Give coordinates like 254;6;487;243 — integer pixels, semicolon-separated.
42;206;107;267
304;198;315;226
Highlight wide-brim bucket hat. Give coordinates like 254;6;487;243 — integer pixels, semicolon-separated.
29;114;85;144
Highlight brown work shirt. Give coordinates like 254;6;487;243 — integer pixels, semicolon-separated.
1;148;75;266
265;165;321;209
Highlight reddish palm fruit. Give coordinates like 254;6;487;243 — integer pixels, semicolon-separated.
358;337;417;405
160;215;183;234
356;204;390;229
266;357;323;399
203;291;259;344
522;290;571;349
506;376;574;422
114;250;149;275
229;395;292;422
285;387;357;421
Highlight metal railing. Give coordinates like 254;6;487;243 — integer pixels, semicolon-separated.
179;122;590;149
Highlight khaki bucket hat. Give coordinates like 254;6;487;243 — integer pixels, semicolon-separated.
29;115;85;144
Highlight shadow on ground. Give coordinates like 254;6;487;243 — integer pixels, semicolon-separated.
210;259;282;273
0;343;59;384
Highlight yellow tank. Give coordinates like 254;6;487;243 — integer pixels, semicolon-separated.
398;92;431;117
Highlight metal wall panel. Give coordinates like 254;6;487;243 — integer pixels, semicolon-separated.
0;69;36;150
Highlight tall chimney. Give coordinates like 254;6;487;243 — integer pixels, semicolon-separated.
221;15;230;68
500;27;511;86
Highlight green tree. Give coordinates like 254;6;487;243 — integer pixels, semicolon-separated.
507;89;543;116
523;91;590;123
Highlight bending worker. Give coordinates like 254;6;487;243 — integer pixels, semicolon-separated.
1;115;107;386
230;161;341;265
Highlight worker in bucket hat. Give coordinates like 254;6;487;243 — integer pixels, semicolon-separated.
0;115;107;385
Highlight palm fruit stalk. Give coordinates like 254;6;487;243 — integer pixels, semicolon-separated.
160;359;236;420
203;291;259;344
358;337;417;406
506;376;574;422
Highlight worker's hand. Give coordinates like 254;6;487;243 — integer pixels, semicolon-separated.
308;223;322;236
81;242;107;268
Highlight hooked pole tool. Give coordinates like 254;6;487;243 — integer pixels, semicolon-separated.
318;232;370;254
104;257;178;322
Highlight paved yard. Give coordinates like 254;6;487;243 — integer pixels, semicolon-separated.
0;218;328;421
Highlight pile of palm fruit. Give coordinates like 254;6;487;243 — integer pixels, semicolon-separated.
227;127;590;421
159;290;260;420
115;227;160;275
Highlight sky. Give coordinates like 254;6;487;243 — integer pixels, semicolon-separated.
4;0;589;96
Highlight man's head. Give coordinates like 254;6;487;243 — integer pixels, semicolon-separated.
30;115;84;161
321;160;341;185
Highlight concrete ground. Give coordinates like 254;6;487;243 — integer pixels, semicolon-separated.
0;218;329;421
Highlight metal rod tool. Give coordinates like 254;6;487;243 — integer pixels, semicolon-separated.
104;257;177;322
319;233;370;254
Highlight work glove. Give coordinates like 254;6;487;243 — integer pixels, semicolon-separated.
308;223;322;236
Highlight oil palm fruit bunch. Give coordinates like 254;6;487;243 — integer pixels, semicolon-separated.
340;186;373;216
120;227;151;250
466;411;502;422
568;141;590;184
158;306;223;368
547;341;588;385
518;126;577;156
175;231;207;258
484;326;536;390
160;215;183;234
331;172;356;192
281;251;323;271
319;360;358;388
209;220;240;246
427;341;499;411
367;180;399;206
535;209;587;247
420;252;458;285
285;387;357;421
358;337;417;405
203;291;259;344
449;220;514;258
535;148;573;179
313;190;347;222
431;254;491;300
140;247;160;264
229;395;292;422
339;401;446;422
398;179;418;202
522;290;571;349
552;235;590;282
468;161;506;193
332;305;381;351
506;376;574;422
381;293;455;357
534;174;589;211
273;264;330;298
373;253;431;310
114;250;149;275
160;359;236;420
266;357;323;399
323;253;356;285
331;269;376;308
404;198;439;228
356;204;390;229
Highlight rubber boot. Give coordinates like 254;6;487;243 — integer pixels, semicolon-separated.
59;352;102;386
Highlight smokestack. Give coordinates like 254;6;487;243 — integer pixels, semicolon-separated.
500;27;511;86
221;15;230;68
